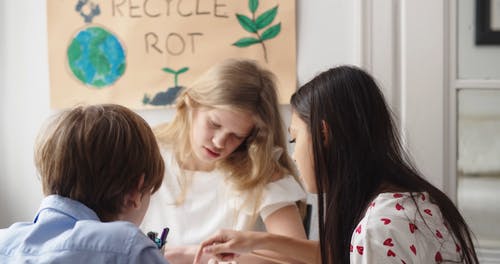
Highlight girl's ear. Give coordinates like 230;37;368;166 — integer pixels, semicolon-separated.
321;120;329;145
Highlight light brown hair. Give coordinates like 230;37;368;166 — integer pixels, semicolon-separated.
35;104;165;222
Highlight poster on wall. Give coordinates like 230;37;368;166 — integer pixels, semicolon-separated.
47;0;296;109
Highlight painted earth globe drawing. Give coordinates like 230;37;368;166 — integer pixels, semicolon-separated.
67;26;126;88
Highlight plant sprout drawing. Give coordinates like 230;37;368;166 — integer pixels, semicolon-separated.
162;67;189;87
233;0;281;62
143;67;189;106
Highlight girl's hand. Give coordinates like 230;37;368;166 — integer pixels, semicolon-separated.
193;229;259;264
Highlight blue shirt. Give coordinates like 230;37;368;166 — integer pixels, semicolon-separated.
0;195;168;264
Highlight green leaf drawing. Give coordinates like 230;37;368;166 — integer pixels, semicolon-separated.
233;0;282;62
162;67;176;74
261;23;281;41
233;37;261;47
236;14;258;33
249;0;259;13
256;5;278;30
162;66;189;87
177;67;189;74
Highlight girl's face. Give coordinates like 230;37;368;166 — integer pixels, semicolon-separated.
190;106;254;170
289;112;317;193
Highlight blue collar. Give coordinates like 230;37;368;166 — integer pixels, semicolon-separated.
34;195;100;223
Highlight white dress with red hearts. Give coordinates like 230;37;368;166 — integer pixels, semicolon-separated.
350;192;462;263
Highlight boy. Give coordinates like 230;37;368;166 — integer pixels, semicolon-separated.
0;104;168;263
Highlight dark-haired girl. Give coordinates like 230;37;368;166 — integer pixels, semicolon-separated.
195;65;479;264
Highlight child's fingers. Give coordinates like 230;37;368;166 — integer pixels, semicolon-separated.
193;244;207;264
195;242;236;263
193;241;227;263
203;242;232;255
194;230;235;264
198;233;228;249
218;252;239;261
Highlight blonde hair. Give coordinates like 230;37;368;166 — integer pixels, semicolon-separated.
155;59;300;220
35;104;165;222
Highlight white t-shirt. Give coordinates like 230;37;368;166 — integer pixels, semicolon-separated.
141;146;306;246
350;192;463;263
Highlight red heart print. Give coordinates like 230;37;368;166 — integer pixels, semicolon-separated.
381;218;391;225
387;249;396;257
350;244;353;252
421;193;426;201
355;225;362;234
409;223;417;233
424;209;432;216
357;246;364;255
410;244;416;255
393;193;403;198
383;238;394;247
456;243;461;252
395;203;404;210
435;252;443;261
436;230;443;239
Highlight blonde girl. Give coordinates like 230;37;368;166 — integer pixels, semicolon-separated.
141;59;307;263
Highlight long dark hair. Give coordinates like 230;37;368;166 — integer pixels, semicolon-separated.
290;66;478;264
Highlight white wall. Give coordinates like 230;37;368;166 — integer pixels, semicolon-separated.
297;0;361;84
363;0;449;189
458;0;500;80
400;0;448;188
1;0;51;227
456;0;500;175
0;0;361;228
458;90;500;175
0;0;7;224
